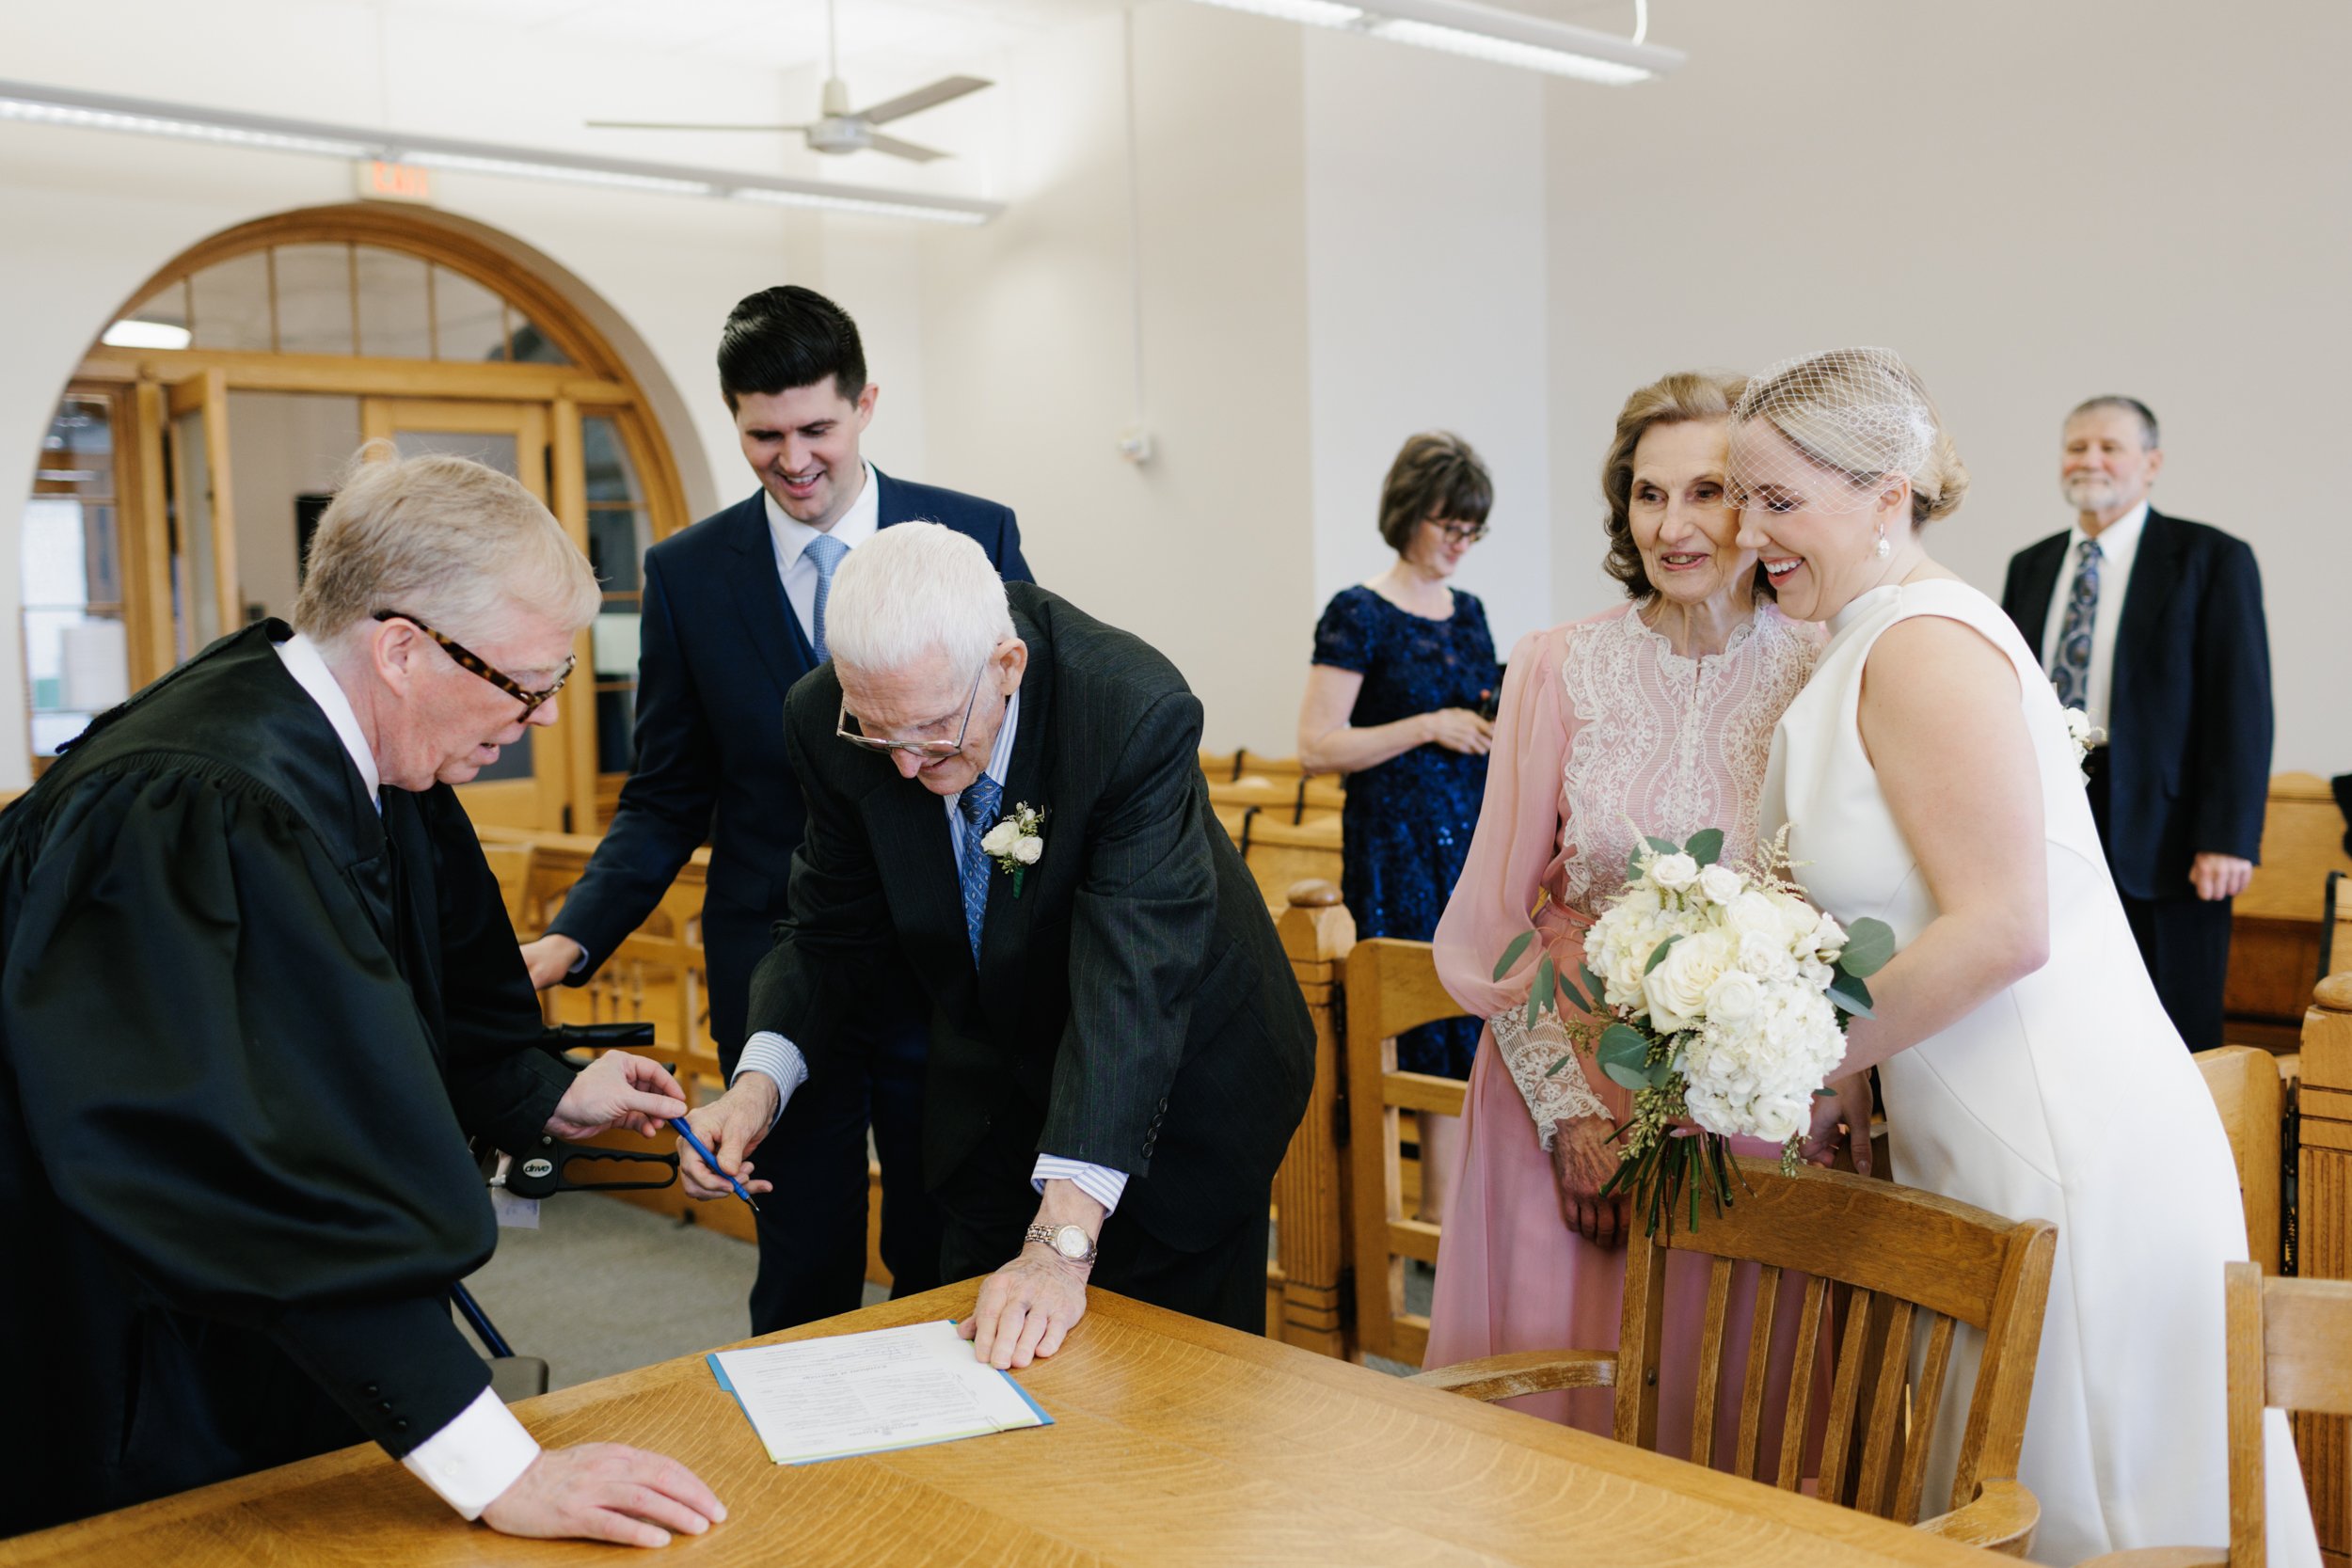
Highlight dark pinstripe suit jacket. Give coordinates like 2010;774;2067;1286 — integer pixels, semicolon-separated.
747;584;1315;1251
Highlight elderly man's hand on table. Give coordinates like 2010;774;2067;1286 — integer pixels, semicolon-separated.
481;1444;725;1548
960;1178;1106;1370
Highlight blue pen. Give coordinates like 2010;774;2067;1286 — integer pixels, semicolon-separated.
671;1117;762;1213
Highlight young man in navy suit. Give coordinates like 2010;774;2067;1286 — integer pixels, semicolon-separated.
520;286;1032;1330
2000;396;2271;1050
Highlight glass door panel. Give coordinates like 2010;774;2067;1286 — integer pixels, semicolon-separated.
359;398;567;832
164;371;242;665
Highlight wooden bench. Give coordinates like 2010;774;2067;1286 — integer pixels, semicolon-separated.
2228;772;2352;1050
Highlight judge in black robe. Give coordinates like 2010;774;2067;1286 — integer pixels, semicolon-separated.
0;451;721;1545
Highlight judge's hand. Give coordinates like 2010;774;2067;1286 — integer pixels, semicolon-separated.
519;934;585;991
1800;1075;1873;1175
960;1246;1089;1370
1550;1116;1629;1248
545;1052;688;1141
481;1443;724;1549
677;1076;779;1201
1421;708;1494;756
2190;852;2254;902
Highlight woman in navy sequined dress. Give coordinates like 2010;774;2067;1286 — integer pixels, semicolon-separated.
1298;433;1501;1222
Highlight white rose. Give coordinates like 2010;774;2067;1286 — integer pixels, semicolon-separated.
978;820;1020;856
1747;1095;1805;1146
1809;911;1847;958
1643;929;1732;1034
1736;929;1795;980
1724;890;1785;941
1649;852;1700;893
1011;836;1043;865
1696;864;1745;906
1704;967;1764;1026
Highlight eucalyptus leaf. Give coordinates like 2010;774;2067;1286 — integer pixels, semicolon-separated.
1525;990;1543;1030
1645;834;1680;858
1546;1053;1576;1078
1492;928;1536;982
1579;960;1607;1006
1683;827;1724;867
1595;1022;1650;1077
1645;1057;1677;1089
1827;970;1875;1019
1837;916;1897;977
1644;934;1682;974
1534;955;1558;1017
1602;1059;1653;1090
1555;973;1590;1016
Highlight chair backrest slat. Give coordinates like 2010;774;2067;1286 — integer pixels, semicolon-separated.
1774;1274;1831;1492
1616;1238;1670;1454
1892;1312;1958;1525
1816;1286;1877;1506
1732;1262;1783;1481
1689;1255;1737;1465
1853;1296;1916;1515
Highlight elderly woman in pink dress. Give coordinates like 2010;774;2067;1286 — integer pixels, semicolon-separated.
1423;371;1822;1458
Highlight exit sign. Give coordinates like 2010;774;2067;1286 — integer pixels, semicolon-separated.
355;160;434;204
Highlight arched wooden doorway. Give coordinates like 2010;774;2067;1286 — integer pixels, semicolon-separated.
24;203;692;831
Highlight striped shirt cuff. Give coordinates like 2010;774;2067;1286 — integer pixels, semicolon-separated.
1031;1156;1128;1215
399;1385;539;1521
735;1033;809;1131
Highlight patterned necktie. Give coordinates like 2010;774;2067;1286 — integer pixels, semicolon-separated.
956;772;1004;965
804;531;849;663
2050;537;2102;709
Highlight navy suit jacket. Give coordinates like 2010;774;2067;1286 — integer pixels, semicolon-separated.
549;470;1032;1048
2000;507;2271;902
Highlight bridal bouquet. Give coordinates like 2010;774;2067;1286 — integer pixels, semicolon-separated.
1494;828;1896;1235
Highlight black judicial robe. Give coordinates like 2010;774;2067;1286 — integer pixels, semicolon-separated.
0;622;573;1536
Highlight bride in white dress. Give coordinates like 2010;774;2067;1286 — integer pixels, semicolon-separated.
1732;349;2315;1565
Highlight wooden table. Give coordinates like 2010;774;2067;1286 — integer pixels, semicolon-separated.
3;1285;1995;1566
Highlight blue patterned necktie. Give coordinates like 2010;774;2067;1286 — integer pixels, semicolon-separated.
956;773;1004;965
2050;537;2102;709
804;531;849;663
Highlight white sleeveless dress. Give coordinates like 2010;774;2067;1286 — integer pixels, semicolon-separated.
1760;578;2316;1565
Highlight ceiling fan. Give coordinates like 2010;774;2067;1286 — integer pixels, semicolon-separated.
586;0;991;164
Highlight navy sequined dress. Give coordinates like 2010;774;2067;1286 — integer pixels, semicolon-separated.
1312;585;1500;1077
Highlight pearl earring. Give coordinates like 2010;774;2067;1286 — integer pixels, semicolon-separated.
1874;522;1891;561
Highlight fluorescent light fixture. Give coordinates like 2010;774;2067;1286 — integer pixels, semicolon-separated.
0;77;1003;226
102;319;194;350
1181;0;1685;83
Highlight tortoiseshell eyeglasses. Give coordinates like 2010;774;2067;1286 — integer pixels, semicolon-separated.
373;610;576;720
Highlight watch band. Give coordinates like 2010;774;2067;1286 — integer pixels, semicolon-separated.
1024;1223;1098;1264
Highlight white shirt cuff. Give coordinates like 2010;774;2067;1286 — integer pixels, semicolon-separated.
735;1033;809;1130
400;1385;539;1521
1032;1156;1128;1215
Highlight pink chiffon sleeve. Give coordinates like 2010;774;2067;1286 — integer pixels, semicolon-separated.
1433;624;1587;1018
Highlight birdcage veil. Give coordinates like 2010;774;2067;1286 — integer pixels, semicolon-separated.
1724;347;1943;516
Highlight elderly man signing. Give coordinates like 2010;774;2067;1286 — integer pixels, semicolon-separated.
0;452;723;1545
683;523;1313;1361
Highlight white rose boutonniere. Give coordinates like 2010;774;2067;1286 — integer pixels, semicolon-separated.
2061;707;2106;783
984;802;1046;895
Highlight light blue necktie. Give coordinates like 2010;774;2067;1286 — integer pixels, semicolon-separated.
804;532;849;663
956;773;1004;966
2050;537;2102;709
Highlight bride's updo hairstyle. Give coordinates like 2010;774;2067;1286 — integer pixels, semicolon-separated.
1724;347;1969;529
1599;369;1750;598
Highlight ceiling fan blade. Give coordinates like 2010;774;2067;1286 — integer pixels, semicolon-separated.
585;119;814;132
863;132;951;164
852;75;992;126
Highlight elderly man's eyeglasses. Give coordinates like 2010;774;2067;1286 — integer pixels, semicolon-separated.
835;660;991;758
373;610;576;720
1429;519;1488;545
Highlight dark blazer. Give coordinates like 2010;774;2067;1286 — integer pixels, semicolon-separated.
0;624;570;1531
550;470;1030;1048
2001;507;2272;901
747;584;1316;1252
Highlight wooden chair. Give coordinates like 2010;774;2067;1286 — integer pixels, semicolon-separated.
2324;868;2351;979
1412;1159;2058;1555
1232;812;1344;911
2081;1261;2347;1568
1204;771;1343;829
1343;937;1472;1368
2196;1045;2286;1275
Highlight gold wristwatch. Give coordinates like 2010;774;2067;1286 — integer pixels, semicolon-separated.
1023;1223;1098;1265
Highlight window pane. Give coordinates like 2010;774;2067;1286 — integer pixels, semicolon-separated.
596;687;637;773
434;265;508;362
110;279;192;351
35;397;115;499
355;246;432;358
588;510;648;594
275;244;356;356
591;610;641;679
188;251;273;351
582;416;644;506
509;316;570;365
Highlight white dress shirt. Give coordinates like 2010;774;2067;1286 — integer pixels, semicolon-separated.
274;630;541;1520
2037;499;2148;736
764;462;881;644
735;689;1131;1216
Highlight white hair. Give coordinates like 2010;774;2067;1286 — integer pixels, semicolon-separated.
825;521;1012;676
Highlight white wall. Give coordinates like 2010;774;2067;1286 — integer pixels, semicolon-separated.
1545;0;2352;774
1304;26;1552;663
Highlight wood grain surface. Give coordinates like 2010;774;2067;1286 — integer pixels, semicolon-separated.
2;1285;2001;1567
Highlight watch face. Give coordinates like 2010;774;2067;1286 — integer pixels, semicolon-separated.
1052;1226;1090;1260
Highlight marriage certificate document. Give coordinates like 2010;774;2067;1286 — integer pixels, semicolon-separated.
707;1319;1052;1464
